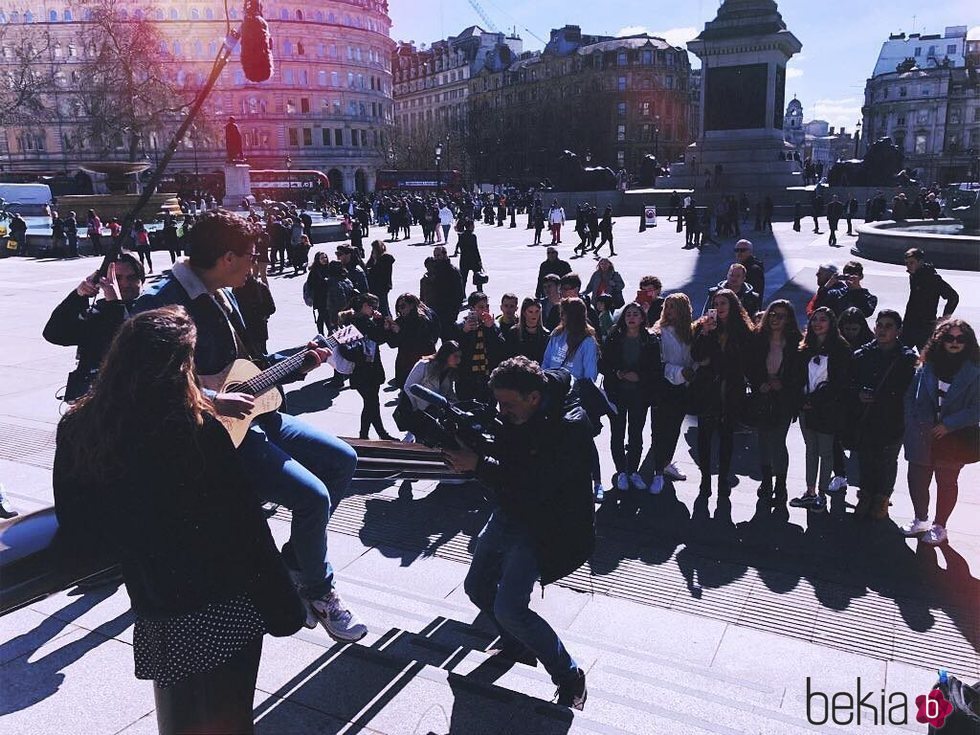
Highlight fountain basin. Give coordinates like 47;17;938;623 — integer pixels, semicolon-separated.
853;218;980;271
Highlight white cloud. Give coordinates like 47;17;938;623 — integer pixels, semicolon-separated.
786;67;804;79
811;97;863;132
616;25;698;48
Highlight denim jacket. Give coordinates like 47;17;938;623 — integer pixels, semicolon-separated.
904;361;979;467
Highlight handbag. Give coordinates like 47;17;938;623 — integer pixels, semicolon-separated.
740;384;778;428
933;425;980;465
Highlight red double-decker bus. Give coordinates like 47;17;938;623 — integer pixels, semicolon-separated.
376;169;463;192
250;169;331;196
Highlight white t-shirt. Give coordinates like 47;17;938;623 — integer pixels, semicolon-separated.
806;355;829;393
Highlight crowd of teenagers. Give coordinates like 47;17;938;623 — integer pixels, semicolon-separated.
40;202;977;730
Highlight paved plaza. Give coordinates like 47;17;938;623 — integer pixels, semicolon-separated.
1;216;978;733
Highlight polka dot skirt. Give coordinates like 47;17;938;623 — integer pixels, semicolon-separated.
134;594;266;687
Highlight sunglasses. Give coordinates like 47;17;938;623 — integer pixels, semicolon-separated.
941;334;968;345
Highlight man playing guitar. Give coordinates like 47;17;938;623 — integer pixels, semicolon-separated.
135;210;366;642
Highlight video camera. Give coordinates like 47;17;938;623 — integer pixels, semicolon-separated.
406;385;500;456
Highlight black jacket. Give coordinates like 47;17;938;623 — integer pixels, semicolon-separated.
233;276;276;344
366;252;395;294
457;232;483;271
691;322;753;418
744;332;804;423
848;341;917;446
53;414;305;635
904;263;959;337
536;258;572;297
430;260;465;316
741;256;766;302
43;291;133;394
703;281;761;319
505;323;550;363
475;370;595;586
794;339;853;433
599;328;663;406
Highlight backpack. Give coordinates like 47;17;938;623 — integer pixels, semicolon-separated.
928;675;980;734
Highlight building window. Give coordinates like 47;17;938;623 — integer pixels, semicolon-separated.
284;69;294;84
288;128;299;146
950;108;961;125
914;47;921;56
318;70;327;86
917;109;929;124
300;97;310;113
617;51;627;66
947;44;957;55
642;49;652;65
641;101;650;116
617;102;626;117
64;9;73;20
914;134;927;154
617;150;625;167
322;128;331;145
899;86;907;97
617;76;626;92
335;128;343;146
303;128;312;146
286;98;296;113
617;124;626;142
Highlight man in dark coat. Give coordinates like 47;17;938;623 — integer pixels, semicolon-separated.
826;194;844;246
849;310;917;520
702;263;761;318
453;291;506;403
536;247;572;297
429;245;465;341
733;239;765;302
902;248;960;349
444;358;593;709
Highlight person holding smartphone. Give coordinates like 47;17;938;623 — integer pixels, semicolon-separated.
454;291;506;404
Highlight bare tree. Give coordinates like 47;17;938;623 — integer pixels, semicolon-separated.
66;0;200;160
0;24;56;129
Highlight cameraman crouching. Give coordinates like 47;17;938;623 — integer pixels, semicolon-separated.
443;356;595;709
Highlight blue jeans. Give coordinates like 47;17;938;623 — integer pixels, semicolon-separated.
238;412;357;599
464;513;577;685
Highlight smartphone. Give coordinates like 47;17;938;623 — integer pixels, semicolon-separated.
707;308;718;320
635;289;653;308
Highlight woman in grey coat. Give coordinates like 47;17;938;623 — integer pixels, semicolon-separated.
900;318;979;546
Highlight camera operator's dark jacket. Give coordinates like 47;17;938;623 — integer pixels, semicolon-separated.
848;341;917;446
43;291;134;395
475;369;596;586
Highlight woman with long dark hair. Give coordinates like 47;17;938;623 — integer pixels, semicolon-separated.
506;297;551;363
838;307;874;350
387;292;438;388
901;318;979;545
340;293;395;440
649;293;696;493
690;289;755;496
365;239;396;317
306;251;331;334
402;340;462;435
746;300;803;510
789;307;852;511
600;302;662;493
53;307;304;735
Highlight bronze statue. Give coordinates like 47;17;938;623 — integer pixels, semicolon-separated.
224;116;244;162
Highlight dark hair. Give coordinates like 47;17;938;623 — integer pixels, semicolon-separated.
757;299;802;343
433;339;461;366
609;302;646;337
552;297;596;352
800;306;847;353
467;291;488;308
842;260;864;277
58;306;210;482
905;247;925;260
541;273;561;286
875;308;903;329
699;288;754;336
187;209;260;269
500;292;518;303
837;307;874;347
115;252;146;282
489;355;546;396
559;273;582;291
920;318;980;367
639;275;662;291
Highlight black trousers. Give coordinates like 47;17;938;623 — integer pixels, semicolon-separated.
154;635;262;735
697;415;735;487
356;383;388;438
652;390;687;472
609;396;648;474
856;443;901;499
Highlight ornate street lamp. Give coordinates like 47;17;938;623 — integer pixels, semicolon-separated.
285;154;292;201
854;120;862;159
435;142;443;191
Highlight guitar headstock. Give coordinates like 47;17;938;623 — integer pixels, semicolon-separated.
313;325;364;348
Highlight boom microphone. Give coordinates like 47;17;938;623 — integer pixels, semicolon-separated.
407;384;451;410
241;0;274;83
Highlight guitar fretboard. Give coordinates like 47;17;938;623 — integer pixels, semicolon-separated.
240;334;340;396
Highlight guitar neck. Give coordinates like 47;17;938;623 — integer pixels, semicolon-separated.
241;334;340;396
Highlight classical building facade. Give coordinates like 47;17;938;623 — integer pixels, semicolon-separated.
466;25;693;186
0;0;394;192
861;25;979;184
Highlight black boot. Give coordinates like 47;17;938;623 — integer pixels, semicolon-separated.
757;465;773;499
773;474;788;505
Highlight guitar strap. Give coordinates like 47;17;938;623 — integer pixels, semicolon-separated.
214;289;273;371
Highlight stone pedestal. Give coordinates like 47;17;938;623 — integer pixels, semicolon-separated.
666;0;802;190
222;163;252;209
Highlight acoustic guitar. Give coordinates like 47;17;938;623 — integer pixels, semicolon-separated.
200;325;363;447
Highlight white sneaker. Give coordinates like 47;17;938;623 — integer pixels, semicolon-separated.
900;518;932;537
309;590;368;642
827;476;848;494
629;472;646;491
921;525;948;546
401;432;415;443
594;482;605;503
648;474;665;495
663;463;687;481
613;472;629;491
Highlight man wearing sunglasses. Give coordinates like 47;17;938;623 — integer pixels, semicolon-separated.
733;239;765;300
902;248;960;350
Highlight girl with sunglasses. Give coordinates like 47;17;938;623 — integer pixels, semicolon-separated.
901;319;979;545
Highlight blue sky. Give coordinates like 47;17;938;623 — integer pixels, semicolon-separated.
389;0;979;133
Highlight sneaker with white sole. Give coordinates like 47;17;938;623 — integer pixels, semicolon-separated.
613;472;630;491
593;482;605;503
900;518;933;537
309;590;368;642
663;463;687;481
921;524;948;546
629;472;646;491
789;493;818;508
827;476;848;494
648;474;665;495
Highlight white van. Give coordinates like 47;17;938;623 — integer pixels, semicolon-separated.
0;183;53;216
